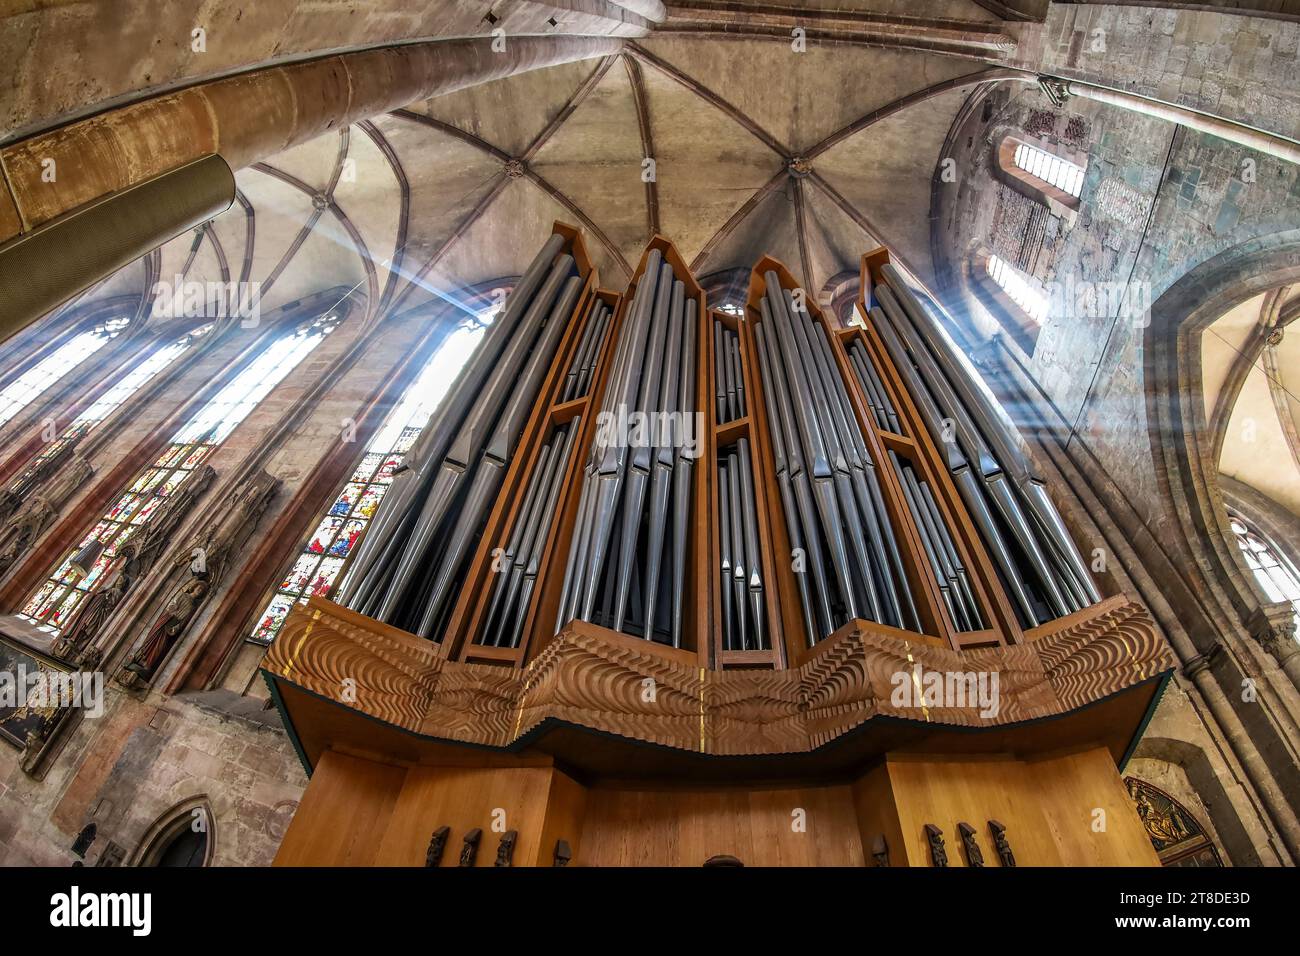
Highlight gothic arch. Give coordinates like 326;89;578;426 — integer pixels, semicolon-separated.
1124;774;1224;866
128;796;217;867
1143;229;1300;658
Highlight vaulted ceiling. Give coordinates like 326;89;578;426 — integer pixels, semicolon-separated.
66;11;1014;333
1202;288;1300;517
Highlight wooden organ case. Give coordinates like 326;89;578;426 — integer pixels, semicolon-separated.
264;223;1175;867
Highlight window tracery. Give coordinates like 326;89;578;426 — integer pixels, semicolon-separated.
0;318;130;428
248;309;494;644
21;314;338;634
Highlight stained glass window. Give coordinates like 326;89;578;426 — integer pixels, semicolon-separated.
0;318;130;428
22;314;338;634
248;311;494;644
9;325;211;492
1230;514;1300;636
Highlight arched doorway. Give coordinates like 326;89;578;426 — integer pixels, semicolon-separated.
131;798;216;867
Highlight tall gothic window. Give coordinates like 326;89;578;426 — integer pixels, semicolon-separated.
996;135;1086;213
22;313;339;634
10;325;212;490
1229;513;1300;635
0;318;130;428
985;254;1049;324
248;311;493;644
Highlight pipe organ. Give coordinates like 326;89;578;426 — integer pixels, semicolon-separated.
264;224;1176;868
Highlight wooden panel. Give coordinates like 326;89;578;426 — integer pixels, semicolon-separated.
578;784;864;866
372;764;558;866
533;767;588;866
273;750;406;866
884;748;1159;867
851;761;911;866
1032;746;1162;867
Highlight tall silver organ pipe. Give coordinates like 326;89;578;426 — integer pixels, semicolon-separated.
870;264;1098;626
338;235;588;635
754;271;919;644
555;251;698;647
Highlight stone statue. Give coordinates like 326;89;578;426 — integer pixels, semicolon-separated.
52;466;216;663
53;554;133;662
116;469;278;687
121;573;210;681
0;456;93;578
0;438;79;525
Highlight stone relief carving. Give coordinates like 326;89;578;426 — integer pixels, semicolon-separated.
0;438;80;525
0;456;93;579
116;469;278;687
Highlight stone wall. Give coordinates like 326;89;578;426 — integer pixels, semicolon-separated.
0;687;303;866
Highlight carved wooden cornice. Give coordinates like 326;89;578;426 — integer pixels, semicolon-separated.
264;594;1174;760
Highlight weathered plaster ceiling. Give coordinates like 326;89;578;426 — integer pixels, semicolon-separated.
1203;289;1300;517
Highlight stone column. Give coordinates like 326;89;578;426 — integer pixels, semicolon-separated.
1247;601;1300;693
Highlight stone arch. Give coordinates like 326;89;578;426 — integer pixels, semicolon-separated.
128;795;217;867
1143;229;1300;656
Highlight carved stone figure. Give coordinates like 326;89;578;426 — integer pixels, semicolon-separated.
0;456;93;577
0;438;79;525
425;826;449;867
494;829;518;867
988;820;1016;867
553;839;572;867
924;824;947;867
957;822;984;868
121;573;210;681
116;469;277;687
459;828;482;867
54;466;216;663
53;553;133;662
870;834;889;867
130;465;216;577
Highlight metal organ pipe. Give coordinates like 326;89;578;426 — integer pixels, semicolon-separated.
331;228;1100;662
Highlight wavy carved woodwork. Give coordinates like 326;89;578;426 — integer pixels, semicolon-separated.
263;593;1174;759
